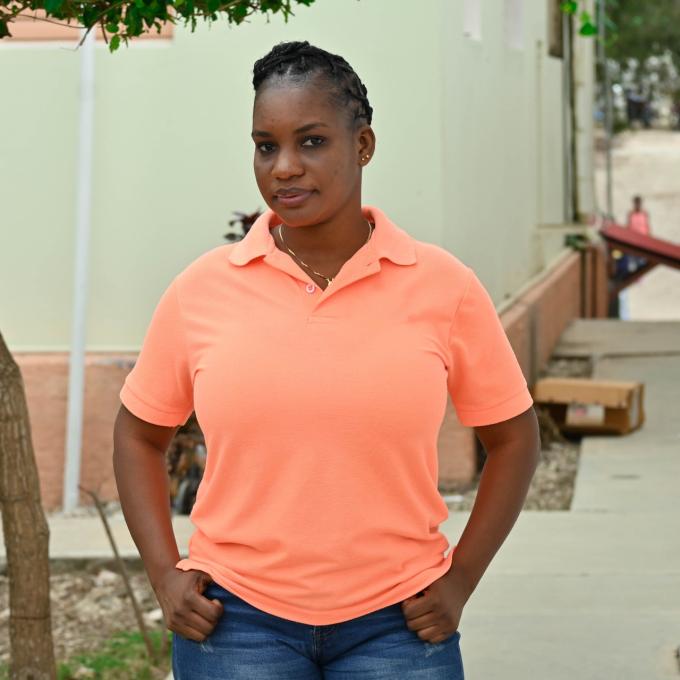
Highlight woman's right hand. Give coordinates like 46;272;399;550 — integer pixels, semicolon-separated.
153;568;224;641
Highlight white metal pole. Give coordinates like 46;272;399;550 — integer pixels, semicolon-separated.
63;26;95;512
562;10;574;223
598;0;613;218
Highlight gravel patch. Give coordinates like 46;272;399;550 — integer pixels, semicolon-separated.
440;354;589;512
0;566;164;668
441;437;580;512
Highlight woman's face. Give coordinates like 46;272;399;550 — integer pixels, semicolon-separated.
252;79;371;227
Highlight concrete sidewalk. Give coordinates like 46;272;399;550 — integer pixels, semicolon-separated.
453;320;680;679
1;320;678;678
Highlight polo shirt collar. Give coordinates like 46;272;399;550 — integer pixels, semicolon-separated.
227;205;417;267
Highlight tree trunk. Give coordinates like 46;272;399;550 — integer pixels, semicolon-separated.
0;332;56;679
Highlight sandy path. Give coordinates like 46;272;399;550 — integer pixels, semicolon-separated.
595;129;680;320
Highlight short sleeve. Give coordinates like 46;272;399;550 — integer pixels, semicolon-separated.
119;278;194;427
446;268;533;427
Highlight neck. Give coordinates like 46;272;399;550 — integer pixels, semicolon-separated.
275;207;373;265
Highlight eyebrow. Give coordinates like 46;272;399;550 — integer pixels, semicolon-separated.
251;122;329;138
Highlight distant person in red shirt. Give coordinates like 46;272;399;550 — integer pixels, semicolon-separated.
627;195;651;236
622;195;650;278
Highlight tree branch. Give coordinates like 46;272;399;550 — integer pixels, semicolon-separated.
10;9;85;30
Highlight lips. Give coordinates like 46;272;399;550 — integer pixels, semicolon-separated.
274;190;313;207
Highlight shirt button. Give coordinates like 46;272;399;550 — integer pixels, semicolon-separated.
305;282;316;294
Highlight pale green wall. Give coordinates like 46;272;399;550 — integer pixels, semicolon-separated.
0;0;587;351
440;0;567;305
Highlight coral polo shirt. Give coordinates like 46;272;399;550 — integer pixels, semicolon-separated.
119;205;533;625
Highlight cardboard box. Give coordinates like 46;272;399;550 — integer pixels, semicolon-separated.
532;377;645;435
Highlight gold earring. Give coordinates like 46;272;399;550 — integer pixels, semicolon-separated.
362;154;370;162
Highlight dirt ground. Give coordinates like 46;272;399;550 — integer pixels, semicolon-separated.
0;566;164;669
595;129;680;320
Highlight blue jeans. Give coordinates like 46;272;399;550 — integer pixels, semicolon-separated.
172;581;464;679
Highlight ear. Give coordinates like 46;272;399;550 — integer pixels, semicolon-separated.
356;123;376;164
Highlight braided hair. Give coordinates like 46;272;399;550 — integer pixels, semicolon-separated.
252;40;373;130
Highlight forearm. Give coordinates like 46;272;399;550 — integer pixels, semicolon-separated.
447;437;540;601
112;439;180;589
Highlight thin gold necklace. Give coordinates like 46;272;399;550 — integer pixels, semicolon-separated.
277;219;374;287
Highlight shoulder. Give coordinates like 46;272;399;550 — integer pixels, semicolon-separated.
408;239;499;316
368;204;472;282
412;239;472;284
173;243;236;290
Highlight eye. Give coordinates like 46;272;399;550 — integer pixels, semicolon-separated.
302;136;325;147
256;142;275;154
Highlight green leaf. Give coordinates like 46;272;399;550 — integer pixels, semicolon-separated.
125;5;142;34
81;6;99;27
232;3;248;19
110;34;121;51
44;0;64;13
579;22;597;36
106;22;119;33
0;19;11;38
560;1;578;15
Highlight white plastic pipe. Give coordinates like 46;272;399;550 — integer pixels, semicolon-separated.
63;26;95;512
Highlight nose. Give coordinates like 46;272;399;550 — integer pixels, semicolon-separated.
272;146;304;179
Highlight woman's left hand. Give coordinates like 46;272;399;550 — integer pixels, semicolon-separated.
400;568;470;644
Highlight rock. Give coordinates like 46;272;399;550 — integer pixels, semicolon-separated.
93;569;119;587
144;607;164;623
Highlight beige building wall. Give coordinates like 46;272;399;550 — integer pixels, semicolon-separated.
0;1;595;508
440;0;569;305
0;0;591;351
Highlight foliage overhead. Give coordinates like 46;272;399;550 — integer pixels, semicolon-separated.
606;0;680;68
563;0;680;68
0;0;316;51
560;1;680;95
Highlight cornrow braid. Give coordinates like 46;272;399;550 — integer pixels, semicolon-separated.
252;40;373;127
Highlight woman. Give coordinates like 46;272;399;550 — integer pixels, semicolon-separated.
113;40;540;679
